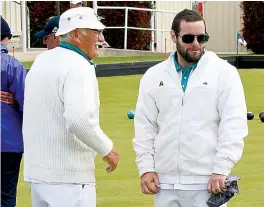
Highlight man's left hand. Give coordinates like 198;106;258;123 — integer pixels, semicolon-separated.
207;173;227;194
0;91;14;104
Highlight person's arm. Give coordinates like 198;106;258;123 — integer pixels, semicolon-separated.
213;65;248;176
7;61;27;111
132;76;159;177
63;66;113;157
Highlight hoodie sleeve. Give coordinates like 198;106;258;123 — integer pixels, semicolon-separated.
132;75;159;177
7;59;27;112
213;63;248;176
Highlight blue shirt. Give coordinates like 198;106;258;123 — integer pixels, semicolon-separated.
172;52;198;92
1;43;27;152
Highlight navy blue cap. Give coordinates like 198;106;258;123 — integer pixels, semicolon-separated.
1;15;12;41
35;16;60;38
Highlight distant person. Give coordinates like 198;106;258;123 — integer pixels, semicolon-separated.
1;15;27;207
35;16;60;50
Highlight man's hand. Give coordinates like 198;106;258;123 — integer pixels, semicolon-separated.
140;172;160;195
103;147;119;173
0;91;14;104
207;173;227;194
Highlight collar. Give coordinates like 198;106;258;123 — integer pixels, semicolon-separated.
59;41;95;66
1;43;8;54
173;51;203;72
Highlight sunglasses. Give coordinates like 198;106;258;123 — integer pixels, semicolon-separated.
176;33;209;44
43;33;56;41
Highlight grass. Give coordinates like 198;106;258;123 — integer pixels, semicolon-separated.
21;54;263;69
16;69;264;207
22;56;166;69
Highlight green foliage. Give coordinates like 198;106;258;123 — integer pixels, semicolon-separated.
240;1;264;54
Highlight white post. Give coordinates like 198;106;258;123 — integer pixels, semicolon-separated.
0;1;3;16
27;7;30;49
124;7;128;50
151;10;155;52
93;1;98;14
161;11;165;52
21;1;27;52
10;2;13;32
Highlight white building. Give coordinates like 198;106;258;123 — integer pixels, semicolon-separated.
0;1;26;50
154;1;192;53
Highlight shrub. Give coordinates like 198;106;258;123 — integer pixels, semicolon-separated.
240;1;264;54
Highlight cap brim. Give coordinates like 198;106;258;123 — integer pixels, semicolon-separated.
70;1;83;4
55;21;105;36
35;30;50;38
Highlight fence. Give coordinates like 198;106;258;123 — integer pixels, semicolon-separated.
95;6;180;52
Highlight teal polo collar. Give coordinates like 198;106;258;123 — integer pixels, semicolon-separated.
59;41;95;66
173;51;198;72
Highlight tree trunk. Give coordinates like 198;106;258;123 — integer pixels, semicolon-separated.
55;1;60;15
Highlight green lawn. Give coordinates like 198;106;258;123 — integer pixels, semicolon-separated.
21;54;262;69
16;69;264;207
22;55;166;69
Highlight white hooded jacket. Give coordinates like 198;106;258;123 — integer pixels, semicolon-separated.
132;51;248;185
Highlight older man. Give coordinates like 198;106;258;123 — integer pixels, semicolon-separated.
22;7;119;207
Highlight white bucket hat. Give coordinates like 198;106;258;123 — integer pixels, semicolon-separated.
55;7;105;36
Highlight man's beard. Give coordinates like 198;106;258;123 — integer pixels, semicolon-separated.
176;41;204;63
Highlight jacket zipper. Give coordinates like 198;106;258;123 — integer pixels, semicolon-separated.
177;92;185;184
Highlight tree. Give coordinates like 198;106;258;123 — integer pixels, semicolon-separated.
240;1;264;54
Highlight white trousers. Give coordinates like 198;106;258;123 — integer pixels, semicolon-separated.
29;183;96;207
154;189;227;207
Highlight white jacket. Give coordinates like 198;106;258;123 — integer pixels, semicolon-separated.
132;51;248;185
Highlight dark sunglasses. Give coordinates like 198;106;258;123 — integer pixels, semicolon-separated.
176;33;209;44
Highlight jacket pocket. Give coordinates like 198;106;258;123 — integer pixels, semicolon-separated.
184;86;218;121
179;121;218;176
151;86;183;122
154;127;181;174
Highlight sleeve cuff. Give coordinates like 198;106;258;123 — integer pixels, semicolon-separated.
212;164;232;176
139;168;156;177
97;135;114;157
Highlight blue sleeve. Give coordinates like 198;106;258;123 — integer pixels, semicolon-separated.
7;60;27;112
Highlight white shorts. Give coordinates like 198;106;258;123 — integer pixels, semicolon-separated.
154;188;227;207
29;183;96;207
